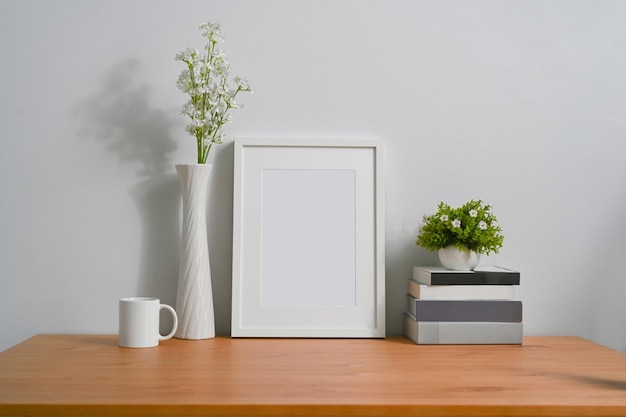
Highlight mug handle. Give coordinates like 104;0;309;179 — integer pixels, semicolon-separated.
159;304;178;341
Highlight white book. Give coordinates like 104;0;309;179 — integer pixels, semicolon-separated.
404;313;523;345
408;279;516;300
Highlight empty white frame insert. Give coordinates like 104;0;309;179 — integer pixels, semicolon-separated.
232;138;385;337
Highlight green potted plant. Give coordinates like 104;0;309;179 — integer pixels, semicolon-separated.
415;199;504;270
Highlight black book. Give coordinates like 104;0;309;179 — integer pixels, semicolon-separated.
413;266;520;285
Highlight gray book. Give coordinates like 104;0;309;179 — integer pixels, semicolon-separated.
407;297;522;322
404;313;523;345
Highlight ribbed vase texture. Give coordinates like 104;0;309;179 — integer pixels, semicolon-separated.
174;164;215;339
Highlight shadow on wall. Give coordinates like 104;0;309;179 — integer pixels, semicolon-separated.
129;176;180;330
204;142;235;336
75;59;178;177
74;59;181;331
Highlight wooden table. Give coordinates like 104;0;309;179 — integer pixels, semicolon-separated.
1;335;625;416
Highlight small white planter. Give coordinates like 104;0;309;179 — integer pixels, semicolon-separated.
438;245;480;271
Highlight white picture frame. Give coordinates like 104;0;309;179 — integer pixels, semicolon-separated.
231;138;385;337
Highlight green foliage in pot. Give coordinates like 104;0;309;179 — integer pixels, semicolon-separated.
415;199;504;255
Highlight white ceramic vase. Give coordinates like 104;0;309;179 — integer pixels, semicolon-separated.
174;164;215;339
438;245;480;271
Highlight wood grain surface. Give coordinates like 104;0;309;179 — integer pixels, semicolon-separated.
1;335;625;416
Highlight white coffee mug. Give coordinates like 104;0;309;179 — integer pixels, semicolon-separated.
118;297;178;348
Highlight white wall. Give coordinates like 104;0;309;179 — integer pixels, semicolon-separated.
1;0;625;353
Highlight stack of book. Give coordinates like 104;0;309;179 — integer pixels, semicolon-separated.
404;266;522;345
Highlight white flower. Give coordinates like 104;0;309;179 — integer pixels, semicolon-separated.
469;209;478;217
440;214;448;222
478;221;488;230
176;21;251;163
452;219;461;228
175;48;197;62
200;22;224;43
235;76;251;91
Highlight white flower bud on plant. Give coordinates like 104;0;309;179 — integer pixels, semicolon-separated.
175;21;251;163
